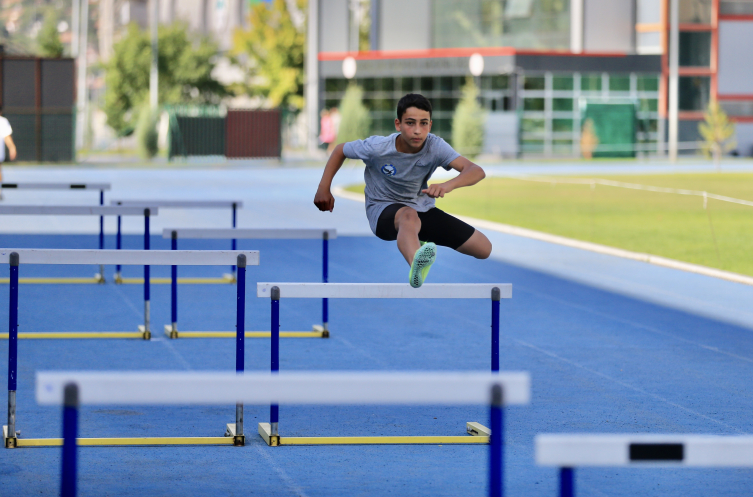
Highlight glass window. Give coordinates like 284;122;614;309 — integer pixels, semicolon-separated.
524;76;546;91
490;75;509;90
609;76;631;92
521;139;545;153
523;98;545;111
419;77;435;93
553;139;573;152
401;77;414;93
552;119;574;132
439;77;462;92
581;74;602;91
639;99;658;112
521;117;545;133
362;78;376;92
553;98;573;111
381;78;396;93
552;75;574;91
680;0;711;24
637;76;659;92
679;31;711;67
679;76;710;111
325;78;347;93
436;98;456;112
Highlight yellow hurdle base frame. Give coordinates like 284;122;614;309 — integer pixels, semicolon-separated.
0;274;105;285
164;325;328;339
4;426;244;448
115;273;236;285
0;330;149;340
257;422;491;446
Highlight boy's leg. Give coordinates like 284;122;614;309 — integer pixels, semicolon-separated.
456;230;492;259
394;206;422;265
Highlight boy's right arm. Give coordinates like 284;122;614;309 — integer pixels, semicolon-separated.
314;143;347;212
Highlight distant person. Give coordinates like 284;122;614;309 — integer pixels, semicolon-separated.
319;109;335;151
314;93;492;288
328;107;341;153
580;119;598;160
0;105;17;194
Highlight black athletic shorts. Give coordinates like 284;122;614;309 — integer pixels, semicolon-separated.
374;203;476;250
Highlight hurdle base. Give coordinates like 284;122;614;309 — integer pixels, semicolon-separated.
1;331;148;339
257;422;490;446
312;325;330;338
115;274;236;285
136;326;152;340
3;426;19;449
6;436;236;447
94;272;106;284
0;277;104;284
163;325;326;339
224;423;246;446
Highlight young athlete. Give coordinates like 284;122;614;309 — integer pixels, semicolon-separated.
314;93;492;288
0;105;17;188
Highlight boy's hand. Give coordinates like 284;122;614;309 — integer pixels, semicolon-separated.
314;187;335;212
421;183;453;198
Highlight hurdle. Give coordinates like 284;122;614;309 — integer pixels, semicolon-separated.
35;371;529;497
0;182;111;258
162;228;336;339
2;249;258;449
110;200;242;284
256;282;512;445
536;434;753;497
0;205;156;284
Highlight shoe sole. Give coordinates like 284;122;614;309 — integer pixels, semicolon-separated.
410;243;436;288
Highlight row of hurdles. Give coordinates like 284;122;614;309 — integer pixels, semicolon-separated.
34;371;753;497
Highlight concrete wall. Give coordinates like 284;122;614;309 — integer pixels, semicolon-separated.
379;0;431;51
483;112;518;157
735;123;753;157
320;0;349;52
718;21;753;95
583;0;634;52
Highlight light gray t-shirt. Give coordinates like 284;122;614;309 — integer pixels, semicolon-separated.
343;133;460;234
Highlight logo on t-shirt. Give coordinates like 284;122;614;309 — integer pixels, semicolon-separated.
381;164;396;176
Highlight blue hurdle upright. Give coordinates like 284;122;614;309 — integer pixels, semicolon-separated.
38;371;529;497
2;248;257;449
162;228;336;339
256;282;511;446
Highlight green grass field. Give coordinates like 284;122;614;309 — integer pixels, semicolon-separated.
346;173;753;276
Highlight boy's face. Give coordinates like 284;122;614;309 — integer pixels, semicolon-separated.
395;107;432;150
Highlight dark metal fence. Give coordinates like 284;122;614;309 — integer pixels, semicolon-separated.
168;107;282;160
1;57;75;162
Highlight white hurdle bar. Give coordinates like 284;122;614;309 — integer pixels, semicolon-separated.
0;205;158;284
3;249;258;451
37;371;529;497
0;183;111;257
162;228;337;338
536;434;753;496
257;283;512;445
112;200;242;282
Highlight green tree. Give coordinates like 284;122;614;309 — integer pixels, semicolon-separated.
452;78;486;158
231;0;306;109
103;23;226;136
335;84;371;144
38;8;63;58
135;104;159;158
699;100;736;171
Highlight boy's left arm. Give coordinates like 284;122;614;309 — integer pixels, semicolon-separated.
421;156;485;198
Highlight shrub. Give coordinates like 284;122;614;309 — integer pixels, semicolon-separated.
335;84;371;145
451;77;486;158
135;105;159;159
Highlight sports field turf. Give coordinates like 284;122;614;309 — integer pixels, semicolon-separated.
347;173;753;276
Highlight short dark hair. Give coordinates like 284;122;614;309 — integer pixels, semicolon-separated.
396;94;432;121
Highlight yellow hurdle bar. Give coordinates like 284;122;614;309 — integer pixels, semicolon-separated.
0;277;103;284
258;422;490;446
0;331;147;339
16;437;235;447
162;326;325;339
116;274;236;285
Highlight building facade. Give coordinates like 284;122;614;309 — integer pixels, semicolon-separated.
318;0;753;157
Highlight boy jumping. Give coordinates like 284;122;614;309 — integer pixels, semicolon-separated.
314;93;492;288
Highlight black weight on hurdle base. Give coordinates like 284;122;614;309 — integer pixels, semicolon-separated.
258;282;510;446
161;228;336;340
3;251;256;448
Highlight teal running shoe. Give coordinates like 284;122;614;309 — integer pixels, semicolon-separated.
409;242;437;288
